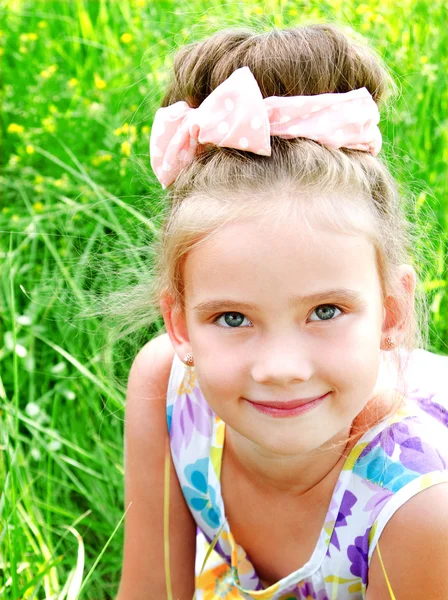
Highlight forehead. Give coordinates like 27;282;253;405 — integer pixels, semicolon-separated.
184;214;381;305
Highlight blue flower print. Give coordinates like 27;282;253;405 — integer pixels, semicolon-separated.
183;457;221;528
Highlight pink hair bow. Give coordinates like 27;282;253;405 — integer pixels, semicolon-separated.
150;66;382;188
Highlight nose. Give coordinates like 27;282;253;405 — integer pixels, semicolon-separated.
250;334;314;386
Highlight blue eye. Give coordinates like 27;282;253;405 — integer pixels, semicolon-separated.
309;304;342;321
214;312;252;328
213;305;343;328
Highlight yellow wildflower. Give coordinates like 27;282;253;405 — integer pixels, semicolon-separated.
0;30;3;38
53;174;70;189
94;73;107;90
68;78;78;88
42;117;56;133
19;46;28;54
40;64;58;79
12;215;20;222
8;123;25;134
120;32;133;44
33;202;44;212
420;55;429;64
0;48;4;57
26;145;35;154
122;123;130;134
21;32;38;42
37;21;47;29
34;175;44;184
360;22;371;32
8;155;21;167
141;125;150;136
121;141;131;156
91;153;113;166
34;184;44;194
136;0;146;7
113;127;123;136
49;104;58;114
355;3;369;14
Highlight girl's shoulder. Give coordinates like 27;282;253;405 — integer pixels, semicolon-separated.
128;333;175;394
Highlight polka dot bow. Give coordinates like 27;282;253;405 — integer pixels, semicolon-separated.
150;66;382;189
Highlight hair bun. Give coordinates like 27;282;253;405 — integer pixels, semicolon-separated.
161;24;395;110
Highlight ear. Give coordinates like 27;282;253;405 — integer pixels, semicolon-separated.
160;293;192;362
381;264;416;349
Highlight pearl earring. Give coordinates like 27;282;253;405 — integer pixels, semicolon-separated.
183;352;194;366
384;336;395;349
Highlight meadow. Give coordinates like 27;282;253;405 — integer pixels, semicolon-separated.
1;0;447;598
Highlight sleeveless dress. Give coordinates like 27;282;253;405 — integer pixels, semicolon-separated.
166;348;448;599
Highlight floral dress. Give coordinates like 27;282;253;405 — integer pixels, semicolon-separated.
166;349;448;599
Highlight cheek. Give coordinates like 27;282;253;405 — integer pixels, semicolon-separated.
194;356;243;405
320;325;381;387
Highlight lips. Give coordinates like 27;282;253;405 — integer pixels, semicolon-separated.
245;393;328;410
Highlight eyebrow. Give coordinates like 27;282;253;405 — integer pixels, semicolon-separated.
191;288;366;314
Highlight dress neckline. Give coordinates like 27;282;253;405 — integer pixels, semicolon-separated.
206;397;415;593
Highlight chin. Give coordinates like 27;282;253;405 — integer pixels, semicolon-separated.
252;429;324;457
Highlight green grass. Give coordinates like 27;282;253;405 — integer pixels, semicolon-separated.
1;0;447;598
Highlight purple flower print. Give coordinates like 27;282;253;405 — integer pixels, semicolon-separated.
359;418;447;475
298;581;330;599
327;490;357;555
399;433;447;473
361;479;394;523
170;387;213;458
347;526;370;584
336;490;357;528
359;420;415;460
415;393;448;427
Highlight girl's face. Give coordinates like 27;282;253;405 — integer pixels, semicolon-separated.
180;213;387;456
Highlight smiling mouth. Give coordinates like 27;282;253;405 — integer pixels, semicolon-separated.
244;393;329;410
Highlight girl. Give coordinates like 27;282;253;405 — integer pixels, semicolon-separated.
116;24;448;600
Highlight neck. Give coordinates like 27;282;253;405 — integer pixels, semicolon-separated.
224;424;357;498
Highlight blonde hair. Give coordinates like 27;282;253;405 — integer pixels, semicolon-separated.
106;24;433;434
155;25;426;341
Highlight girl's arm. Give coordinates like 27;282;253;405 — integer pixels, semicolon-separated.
366;482;448;599
116;334;197;600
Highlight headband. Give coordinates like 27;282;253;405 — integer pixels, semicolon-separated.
150;66;382;189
